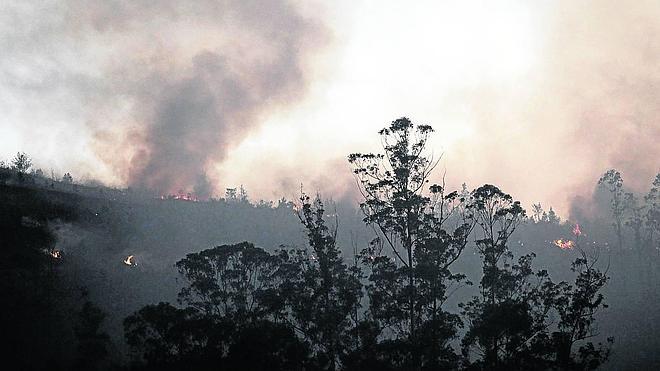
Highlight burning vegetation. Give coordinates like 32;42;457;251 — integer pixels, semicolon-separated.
1;118;658;370
123;255;135;266
44;248;62;259
552;224;584;250
160;192;198;202
573;223;582;236
553;239;575;250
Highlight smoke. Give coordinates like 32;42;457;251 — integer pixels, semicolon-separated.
553;0;660;186
436;0;660;215
200;0;659;213
123;51;253;198
101;1;326;197
1;0;327;197
550;0;660;214
1;1;657;211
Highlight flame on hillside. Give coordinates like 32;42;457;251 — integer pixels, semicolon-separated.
553;239;575;250
124;255;135;266
43;248;62;259
160;192;198;202
573;223;582;237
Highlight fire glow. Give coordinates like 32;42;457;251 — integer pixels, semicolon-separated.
553;239;575;250
552;224;583;250
573;223;582;237
160;192;198;202
124;255;135;266
49;249;62;259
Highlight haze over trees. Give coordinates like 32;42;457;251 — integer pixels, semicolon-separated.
118;118;615;370
1;118;659;370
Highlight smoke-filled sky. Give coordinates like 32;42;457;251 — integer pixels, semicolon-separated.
1;0;659;215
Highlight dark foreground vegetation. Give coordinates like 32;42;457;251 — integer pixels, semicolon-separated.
1;118;658;370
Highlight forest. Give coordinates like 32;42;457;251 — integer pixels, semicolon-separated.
1;118;658;370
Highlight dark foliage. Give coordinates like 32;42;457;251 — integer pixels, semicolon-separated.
122;118;614;371
348;117;474;369
0;184;109;369
9;118;653;370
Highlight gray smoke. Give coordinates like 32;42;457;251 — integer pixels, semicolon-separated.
1;0;327;197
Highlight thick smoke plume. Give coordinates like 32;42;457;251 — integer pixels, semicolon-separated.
1;1;657;210
1;0;326;198
120;2;325;198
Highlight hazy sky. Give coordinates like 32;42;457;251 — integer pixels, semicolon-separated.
1;0;658;215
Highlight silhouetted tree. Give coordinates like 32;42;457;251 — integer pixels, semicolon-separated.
125;243;313;370
124;302;218;368
62;172;73;184
624;191;647;253
599;170;626;249
0;185;80;369
223;319;313;371
645;173;660;250
460;185;553;370
120;117;615;371
546;207;561;224
74;294;110;370
532;203;544;223
348;117;474;369
551;248;612;370
175;242;282;322
11;152;32;182
11;152;32;173
225;187;237;201
239;185;249;203
283;193;363;370
461;185;611;370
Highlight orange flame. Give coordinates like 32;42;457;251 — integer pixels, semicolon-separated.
160;192;198;202
124;255;135;266
50;249;61;259
573;223;582;237
553;239;574;250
